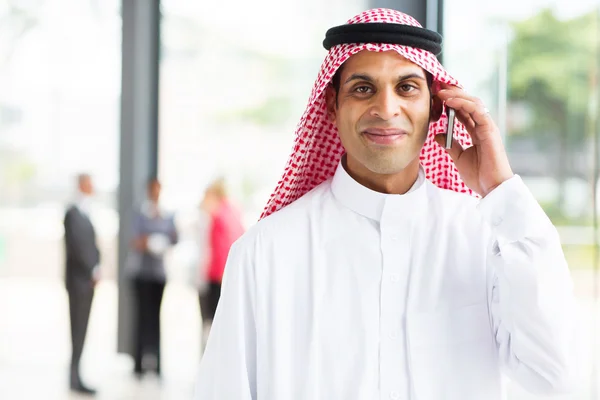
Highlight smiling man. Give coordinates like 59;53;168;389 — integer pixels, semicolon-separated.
194;8;578;400
330;51;435;194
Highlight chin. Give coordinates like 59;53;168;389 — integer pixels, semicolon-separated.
363;159;412;175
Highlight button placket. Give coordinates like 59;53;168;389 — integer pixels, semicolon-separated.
379;198;414;400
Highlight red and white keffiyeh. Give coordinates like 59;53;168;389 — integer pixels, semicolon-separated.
260;8;474;219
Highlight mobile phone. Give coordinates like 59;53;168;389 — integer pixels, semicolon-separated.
445;108;456;149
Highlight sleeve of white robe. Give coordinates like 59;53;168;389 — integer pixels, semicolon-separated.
478;175;581;395
194;237;257;400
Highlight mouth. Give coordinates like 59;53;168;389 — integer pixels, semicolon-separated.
362;128;408;146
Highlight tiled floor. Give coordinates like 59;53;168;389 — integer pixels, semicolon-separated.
0;278;202;399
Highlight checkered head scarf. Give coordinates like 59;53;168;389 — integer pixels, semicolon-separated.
260;8;474;219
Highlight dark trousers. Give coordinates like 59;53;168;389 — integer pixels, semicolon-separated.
199;282;222;322
67;285;94;385
133;278;165;374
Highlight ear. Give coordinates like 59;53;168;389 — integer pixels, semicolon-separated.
430;94;443;122
325;86;337;122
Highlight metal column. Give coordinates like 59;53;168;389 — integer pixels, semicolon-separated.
117;0;161;355
369;0;444;60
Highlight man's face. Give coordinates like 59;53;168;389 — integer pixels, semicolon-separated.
149;181;161;202
79;176;94;195
326;50;433;176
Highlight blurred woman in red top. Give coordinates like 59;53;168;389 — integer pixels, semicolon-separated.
198;178;245;350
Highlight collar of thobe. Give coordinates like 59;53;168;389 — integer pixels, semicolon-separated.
330;159;428;222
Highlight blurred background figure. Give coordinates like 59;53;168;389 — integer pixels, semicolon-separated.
127;178;179;377
63;173;100;395
198;178;245;352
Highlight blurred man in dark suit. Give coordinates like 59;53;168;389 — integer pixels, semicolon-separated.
63;173;100;395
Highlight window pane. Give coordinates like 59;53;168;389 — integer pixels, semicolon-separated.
0;0;121;395
0;0;121;279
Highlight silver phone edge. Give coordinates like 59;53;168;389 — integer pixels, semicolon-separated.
445;109;455;149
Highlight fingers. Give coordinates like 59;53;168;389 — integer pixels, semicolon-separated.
438;87;481;105
444;97;490;127
434;134;465;162
454;108;476;131
436;87;491;129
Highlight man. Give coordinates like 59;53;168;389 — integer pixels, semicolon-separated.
195;9;578;400
127;178;178;377
64;173;100;395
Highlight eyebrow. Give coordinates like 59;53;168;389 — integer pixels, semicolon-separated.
343;72;426;85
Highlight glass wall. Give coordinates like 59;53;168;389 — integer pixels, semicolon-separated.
0;0;122;281
0;0;121;397
444;0;599;399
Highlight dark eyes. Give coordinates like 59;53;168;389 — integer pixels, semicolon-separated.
354;86;373;94
352;84;417;95
398;84;416;93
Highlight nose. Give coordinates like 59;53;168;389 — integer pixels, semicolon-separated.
369;87;402;121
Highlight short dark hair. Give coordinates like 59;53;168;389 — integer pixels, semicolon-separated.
331;63;434;106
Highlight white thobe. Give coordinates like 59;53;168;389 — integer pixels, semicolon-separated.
195;161;578;400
